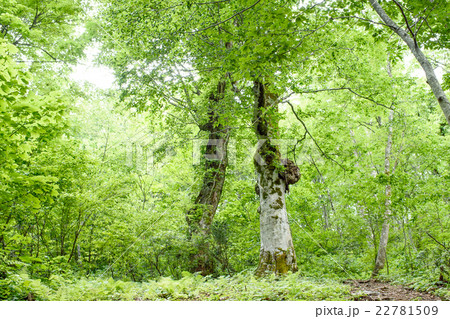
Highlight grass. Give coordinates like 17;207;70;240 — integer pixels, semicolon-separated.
4;271;353;301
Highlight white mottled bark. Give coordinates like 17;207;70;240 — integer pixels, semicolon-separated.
255;161;297;275
368;0;450;125
253;81;297;276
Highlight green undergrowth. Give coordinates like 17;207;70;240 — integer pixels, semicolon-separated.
1;271;352;301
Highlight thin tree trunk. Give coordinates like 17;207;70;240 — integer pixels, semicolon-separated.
373;110;394;277
186;80;230;275
253;81;298;276
368;0;450;125
321;196;329;230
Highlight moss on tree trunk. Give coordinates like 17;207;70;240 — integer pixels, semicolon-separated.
253;81;298;276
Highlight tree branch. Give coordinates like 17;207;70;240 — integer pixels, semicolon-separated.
332;15;388;27
368;0;450;125
296;87;396;112
392;0;417;47
287;101;346;171
426;231;448;250
189;0;261;33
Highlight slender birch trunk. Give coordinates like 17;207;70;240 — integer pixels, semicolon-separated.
253;81;299;276
368;0;450;125
373;109;394;277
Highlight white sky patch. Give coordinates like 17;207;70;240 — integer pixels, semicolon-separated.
71;46;115;90
405;52;444;82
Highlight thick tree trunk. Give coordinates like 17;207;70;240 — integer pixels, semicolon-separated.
186;81;229;275
368;0;450;125
373;110;394;277
253;81;298;276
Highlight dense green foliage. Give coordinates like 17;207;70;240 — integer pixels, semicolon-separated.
0;0;448;300
2;271;353;301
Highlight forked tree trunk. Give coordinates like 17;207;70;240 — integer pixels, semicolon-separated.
373;110;394;277
186;81;230;275
253;81;298;276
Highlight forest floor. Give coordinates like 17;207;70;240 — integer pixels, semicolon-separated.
13;272;448;301
348;280;442;301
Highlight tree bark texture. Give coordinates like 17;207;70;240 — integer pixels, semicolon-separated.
253;81;298;276
186;80;230;275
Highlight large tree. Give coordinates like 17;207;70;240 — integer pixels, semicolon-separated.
253;81;300;275
97;0;314;275
97;0;243;274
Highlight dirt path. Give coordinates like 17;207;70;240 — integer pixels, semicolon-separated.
347;280;442;301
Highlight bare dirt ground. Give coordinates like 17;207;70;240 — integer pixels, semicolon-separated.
347;280;442;301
